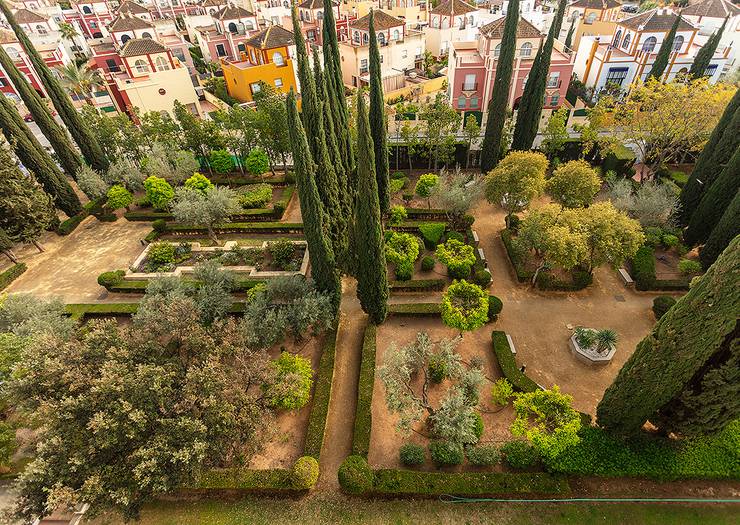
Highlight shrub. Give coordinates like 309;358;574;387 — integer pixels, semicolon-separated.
269;352;313;410
460;214;475;228
291;456;319;489
473;269;492;288
389;205;407;225
421;256;435;272
152;219;168;232
209;149;235;174
144;176;174;211
472;412;484;442
491;378;514;406
491;331;539;393
445;231;465;243
268;238;296;270
501;441;540;469
441;280;489;333
0;421;17;467
429;441;464;467
631;245;656;290
644;227;663;247
662;234;679;248
338;455;374;494
436;239;476;279
0;263;27;292
507;214;521;233
386;231;421;281
353;325;376;457
184;173;213;194
572;270;593;290
391;171;406;180
245;148;269;177
389;178;406;194
97;270;125;290
415;173;439;207
239;183;273;209
652;296;677;320
399;443;425;466
402;192;414;203
428;353;448;383
418;222;446;249
678;259;702;275
303;329;337;459
147;242;176;265
467;445;500;467
106;185;133;211
487;295;503;322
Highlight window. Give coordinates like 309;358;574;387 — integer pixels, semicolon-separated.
547;72;560;88
155;56;169;71
393;29;400;41
245;20;254;30
704;64;718;77
672;35;684;52
142;32;152;39
134;59;149;73
6;46;20;59
463;73;476;90
363;32;369;44
216;43;226;57
360;58;368;73
641;36;656;53
228;22;237;33
401;49;407;58
622;33;631;50
353;31;360;44
121;34;131;44
272;51;284;65
470;95;479;107
105;58;119;72
378;32;385;45
238;43;246;54
250;82;261;94
585;12;596;24
613;30;621;48
431;16;439;29
468;15;474;26
550;94;559;106
441;17;449;29
522;73;528;87
494;43;501;58
604;67;628;86
457;96;466;108
275;78;283;87
520;42;532;57
89;21;97;28
36;24;47;35
82;6;92;14
0;77;7;87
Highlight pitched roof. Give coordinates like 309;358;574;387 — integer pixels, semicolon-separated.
431;0;477;16
118;1;149;15
569;0;621;10
0;29;18;44
119;37;166;57
200;0;226;6
108;13;155;32
298;0;338;8
13;8;48;24
479;16;543;39
245;25;294;49
682;0;739;18
350;10;405;31
214;4;255;20
619;9;696;31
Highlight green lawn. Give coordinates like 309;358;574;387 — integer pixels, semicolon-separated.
92;495;740;525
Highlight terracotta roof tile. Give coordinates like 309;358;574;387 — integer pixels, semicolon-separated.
13;8;48;24
682;0;739;18
118;1;149;15
214;4;255;20
619;9;696;31
431;0;477;16
119;37;167;57
350;10;405;31
108;13;155;32
298;0;338;8
569;0;621;10
245;25;294;49
480;16;543;39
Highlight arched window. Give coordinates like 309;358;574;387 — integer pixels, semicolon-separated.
142;32;152;39
613;29;622;48
672;35;684;52
317;11;323;21
121;34;131;44
82;6;92;14
245;20;254;30
494;43;501;58
622;33;631;50
155;56;169;71
393;29;400;40
272;51;284;65
570;10;579;22
586;12;597;24
441;17;449;29
431;16;438;28
378;32;385;45
520;42;532;57
641;36;656;52
363;32;368;44
5;46;20;59
228;22;237;33
468;15;474;26
134;59;149;73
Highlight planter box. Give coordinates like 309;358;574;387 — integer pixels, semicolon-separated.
569;333;615;366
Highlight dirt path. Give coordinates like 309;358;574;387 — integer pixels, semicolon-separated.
281;192;302;223
316;277;367;489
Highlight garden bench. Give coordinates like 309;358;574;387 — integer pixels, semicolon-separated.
618;268;634;287
477;247;487;268
472;230;480;247
506;333;516;355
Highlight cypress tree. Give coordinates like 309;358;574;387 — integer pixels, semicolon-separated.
368;10;390;214
510;0;567;151
596;235;740;435
480;0;520;172
0;0;108;172
286;90;340;304
680;96;740;225
700;191;739;269
684;145;740;246
564;18;575;50
354;93;388;325
0;94;82;216
689;18;726;78
647;13;681;81
0;45;81;178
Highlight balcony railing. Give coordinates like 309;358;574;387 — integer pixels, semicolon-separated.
461;82;478;91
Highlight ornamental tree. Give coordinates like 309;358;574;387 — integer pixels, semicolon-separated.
171;186;238;243
485;151;548;221
541;108;569;158
245;148;269;179
545;160;601;208
105;157;146;192
441;280;489;334
435;238;476;279
76;164;108;200
431;168;482;229
209;149;235;174
184;173;213;194
144;176;175;211
385;231;420;281
607;179;679;228
105;184;133;211
415;173;439;209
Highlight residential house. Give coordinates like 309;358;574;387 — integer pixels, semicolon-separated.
298;0;354;44
117;0;155;21
564;0;623;51
0;29;47;99
250;0;292;27
426;0;479;56
375;0;428;26
195;3;259;62
65;0;115;38
8;6;89;58
681;0;740;75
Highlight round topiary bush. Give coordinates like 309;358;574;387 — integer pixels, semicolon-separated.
338;455;374;495
399;443;425;466
487;295;503;322
429;441;464;467
501;441;540;469
473;269;492;288
147;242;176;265
421;255;435;272
467;445;500;467
97;270;125;290
291;456;319;489
652;296;677;320
445;231;465;243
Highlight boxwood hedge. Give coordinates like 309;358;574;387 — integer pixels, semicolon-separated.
303;329;338;459
491;331;540;393
0;263;26;291
352;324;376;457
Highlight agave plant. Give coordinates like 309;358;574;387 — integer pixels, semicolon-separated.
574;327;596;349
594;329;618;354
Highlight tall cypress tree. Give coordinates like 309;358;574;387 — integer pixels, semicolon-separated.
564;18;575;50
689;18;726;78
647;14;681;81
368;10;390;214
0;0;108;172
354;93;388;325
680;96;740;225
596;235;740;435
700;191;739;269
286;90;340;304
0;94;82;216
510;0;567;151
480;0;520;172
0;46;81;178
684;145;740;246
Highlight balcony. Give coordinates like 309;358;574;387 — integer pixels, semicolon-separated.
461;82;478;91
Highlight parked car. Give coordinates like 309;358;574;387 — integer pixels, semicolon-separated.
23;109;57;122
622;5;638;13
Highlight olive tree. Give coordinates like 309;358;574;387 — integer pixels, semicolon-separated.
485;151;548;222
545;160;601;208
171;186;238;243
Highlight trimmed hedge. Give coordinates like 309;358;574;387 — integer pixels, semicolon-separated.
197;468;301;491
303;328;338;459
353;324;376;458
491;331;540;393
63;301;249;320
389;279;446;292
339;455;374;495
0;263;26;291
501;229;529;283
387;303;441;316
630;246;690;292
372;469;569;496
405;208;449;221
167;222;304;234
102;278;266;294
124;211;174;222
57;197;108;235
57;211;89;235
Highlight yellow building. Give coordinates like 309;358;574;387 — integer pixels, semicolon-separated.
565;0;623;51
222;25;298;103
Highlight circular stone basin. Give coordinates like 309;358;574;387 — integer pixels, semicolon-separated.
569;332;616;366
